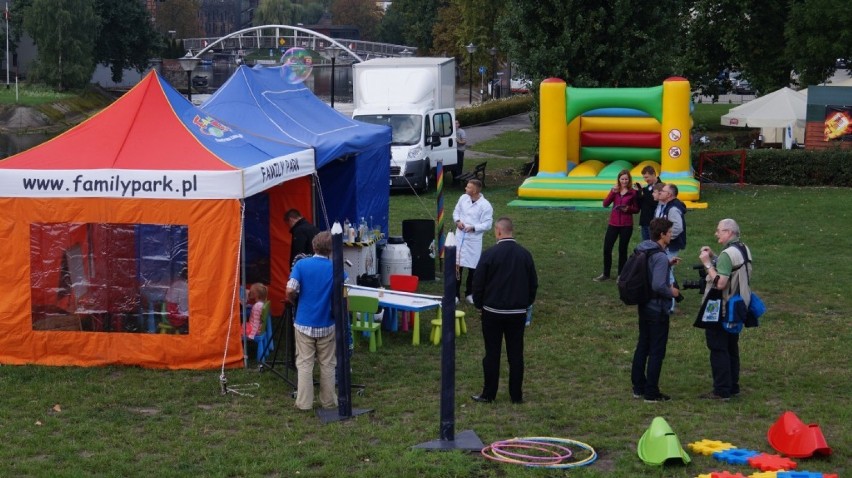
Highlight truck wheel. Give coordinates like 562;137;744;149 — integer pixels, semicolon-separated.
417;164;431;193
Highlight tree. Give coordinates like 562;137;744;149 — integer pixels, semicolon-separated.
377;2;405;45
254;0;294;26
5;0;32;48
443;0;508;89
94;0;161;84
330;0;381;41
785;0;852;87
379;0;441;54
23;0;99;90
431;2;462;58
729;1;792;94
154;0;203;39
498;0;686;88
676;0;739;101
295;2;326;25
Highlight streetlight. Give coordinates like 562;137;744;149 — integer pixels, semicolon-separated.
326;44;342;109
178;50;200;103
489;47;497;100
466;43;476;104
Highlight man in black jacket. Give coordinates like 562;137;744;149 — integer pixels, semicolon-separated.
285;209;320;266
636;165;661;240
470;217;538;404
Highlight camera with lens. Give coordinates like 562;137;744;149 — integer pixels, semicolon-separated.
681;264;708;292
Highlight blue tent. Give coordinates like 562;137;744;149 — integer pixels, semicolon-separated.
202;65;391;237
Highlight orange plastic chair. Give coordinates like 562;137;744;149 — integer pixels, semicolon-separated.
389;274;419;332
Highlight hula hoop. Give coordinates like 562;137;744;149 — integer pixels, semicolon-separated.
481;436;597;469
487;439;573;464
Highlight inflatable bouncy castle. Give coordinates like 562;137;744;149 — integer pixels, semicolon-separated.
517;77;701;204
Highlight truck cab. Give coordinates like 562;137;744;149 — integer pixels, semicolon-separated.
352;58;459;192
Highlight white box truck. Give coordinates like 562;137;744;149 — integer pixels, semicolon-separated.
352;57;459;192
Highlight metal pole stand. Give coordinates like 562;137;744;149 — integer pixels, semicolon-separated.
258;303;297;389
318;225;372;424
414;238;483;451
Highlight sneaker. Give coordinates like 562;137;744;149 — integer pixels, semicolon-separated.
465;295;474;304
644;393;671;403
699;392;731;401
632;391;642;399
592;274;610;282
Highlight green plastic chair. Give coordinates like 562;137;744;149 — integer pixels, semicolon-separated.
348;295;382;352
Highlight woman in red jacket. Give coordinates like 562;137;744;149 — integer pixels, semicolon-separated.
594;169;639;281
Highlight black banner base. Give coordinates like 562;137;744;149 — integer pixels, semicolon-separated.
316;407;373;424
413;430;484;452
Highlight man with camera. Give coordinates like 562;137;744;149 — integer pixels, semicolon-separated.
630;217;681;403
655;184;687;312
694;218;753;400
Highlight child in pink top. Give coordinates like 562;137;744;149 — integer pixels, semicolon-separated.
243;283;268;339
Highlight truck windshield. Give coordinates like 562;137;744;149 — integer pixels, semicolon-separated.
354;114;422;146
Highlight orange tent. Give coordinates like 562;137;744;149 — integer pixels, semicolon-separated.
0;71;315;369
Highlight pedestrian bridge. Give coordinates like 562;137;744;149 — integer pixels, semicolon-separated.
183;25;417;63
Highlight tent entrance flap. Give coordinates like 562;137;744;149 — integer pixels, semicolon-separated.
0;197;244;369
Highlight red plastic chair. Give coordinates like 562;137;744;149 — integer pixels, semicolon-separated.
389;274;419;332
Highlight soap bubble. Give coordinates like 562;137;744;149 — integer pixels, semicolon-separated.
280;47;313;84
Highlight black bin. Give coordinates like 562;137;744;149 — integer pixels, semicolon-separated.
402;219;435;281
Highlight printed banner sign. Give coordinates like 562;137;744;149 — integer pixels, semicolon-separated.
0;151;314;199
823;105;852;142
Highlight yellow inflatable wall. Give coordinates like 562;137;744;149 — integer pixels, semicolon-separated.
518;77;700;203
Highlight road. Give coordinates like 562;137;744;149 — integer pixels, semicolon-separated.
463;113;533;146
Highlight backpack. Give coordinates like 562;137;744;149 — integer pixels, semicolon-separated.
618;248;663;305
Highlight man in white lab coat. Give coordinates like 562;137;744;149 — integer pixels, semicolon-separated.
452;179;493;304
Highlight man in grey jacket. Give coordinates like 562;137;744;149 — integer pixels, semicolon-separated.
630;217;681;402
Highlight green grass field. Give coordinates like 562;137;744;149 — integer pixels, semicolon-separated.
1;127;849;477
0;84;75;106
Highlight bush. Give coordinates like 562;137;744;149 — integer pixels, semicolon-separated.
694;148;852;187
456;94;534;126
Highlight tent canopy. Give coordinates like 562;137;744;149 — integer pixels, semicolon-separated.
0;71;315;199
721;87;806;129
202;65;391;234
0;71;315;369
799;76;852;97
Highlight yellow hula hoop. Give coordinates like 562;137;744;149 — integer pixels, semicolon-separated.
482;436;598;469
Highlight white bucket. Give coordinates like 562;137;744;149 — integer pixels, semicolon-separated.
380;238;412;286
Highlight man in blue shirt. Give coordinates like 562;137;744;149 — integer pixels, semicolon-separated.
287;231;337;411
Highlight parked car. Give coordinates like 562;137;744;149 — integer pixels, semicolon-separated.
837;58;848;69
191;75;209;88
733;79;754;95
511;77;532;93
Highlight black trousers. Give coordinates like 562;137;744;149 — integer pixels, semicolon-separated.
455;266;475;299
705;327;740;397
603;225;633;277
479;309;526;402
631;316;670;398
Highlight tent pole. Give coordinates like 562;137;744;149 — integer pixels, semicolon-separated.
241;199;248;369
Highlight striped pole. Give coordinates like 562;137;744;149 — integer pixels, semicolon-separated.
436;160;445;261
